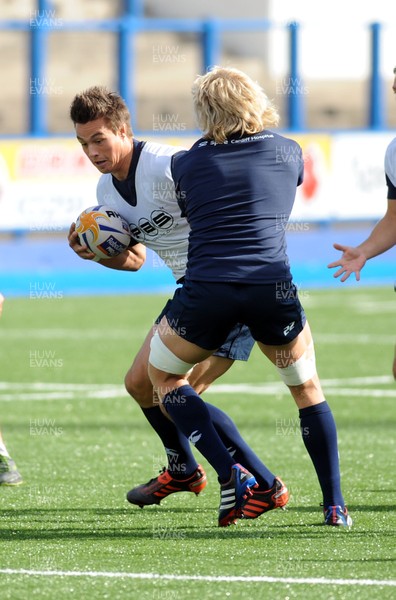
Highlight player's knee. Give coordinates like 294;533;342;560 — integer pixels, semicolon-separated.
276;342;317;386
186;367;209;395
186;357;234;394
190;381;210;395
124;368;154;407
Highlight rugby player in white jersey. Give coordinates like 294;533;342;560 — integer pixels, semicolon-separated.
329;67;396;377
67;86;288;518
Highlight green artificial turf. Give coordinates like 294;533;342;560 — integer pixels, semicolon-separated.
0;289;395;599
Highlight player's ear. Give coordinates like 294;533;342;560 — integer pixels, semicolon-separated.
119;123;127;139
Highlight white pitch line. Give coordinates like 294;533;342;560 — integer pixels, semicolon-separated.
314;333;395;344
0;375;391;391
0;388;127;402
0;328;146;340
0;569;395;587
320;375;393;386
0;392;128;402
206;386;396;398
0;382;120;390
353;301;396;314
0;376;394;402
2;388;396;402
204;375;395;395
324;388;396;398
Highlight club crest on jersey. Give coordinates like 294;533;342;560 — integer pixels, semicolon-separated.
129;209;174;240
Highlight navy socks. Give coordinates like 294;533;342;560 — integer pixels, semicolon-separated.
163;385;235;482
141;406;198;477
299;401;344;507
143;392;343;506
143;394;276;487
206;402;275;489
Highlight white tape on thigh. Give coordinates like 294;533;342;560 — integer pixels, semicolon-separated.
276;342;316;386
149;331;195;375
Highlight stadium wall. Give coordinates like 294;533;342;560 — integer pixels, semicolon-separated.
0;132;395;298
0;131;393;233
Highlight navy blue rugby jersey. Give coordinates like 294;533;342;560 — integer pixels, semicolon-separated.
171;130;304;283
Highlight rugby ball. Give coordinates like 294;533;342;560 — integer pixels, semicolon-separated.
75;205;131;260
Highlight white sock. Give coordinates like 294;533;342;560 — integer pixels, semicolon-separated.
0;442;10;457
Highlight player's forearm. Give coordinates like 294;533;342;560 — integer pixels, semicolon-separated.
97;245;146;271
357;215;396;259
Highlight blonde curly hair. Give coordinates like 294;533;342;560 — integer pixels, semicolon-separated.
192;66;279;143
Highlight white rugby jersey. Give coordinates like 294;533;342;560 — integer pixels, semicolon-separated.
97;141;189;281
385;137;396;188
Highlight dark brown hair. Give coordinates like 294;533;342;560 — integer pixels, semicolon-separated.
70;86;133;137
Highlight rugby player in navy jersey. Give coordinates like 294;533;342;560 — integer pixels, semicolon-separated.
147;66;352;527
329;66;396;378
67;86;288;519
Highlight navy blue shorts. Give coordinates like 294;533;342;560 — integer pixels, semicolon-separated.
156;299;254;361
165;279;306;349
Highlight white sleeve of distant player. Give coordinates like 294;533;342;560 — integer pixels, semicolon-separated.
384;139;396;187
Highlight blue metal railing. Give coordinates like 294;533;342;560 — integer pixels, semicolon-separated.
287;21;305;131
0;0;386;136
369;23;383;130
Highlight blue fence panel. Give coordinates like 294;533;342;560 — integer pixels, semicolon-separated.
0;1;386;135
287;21;305;131
369;22;384;130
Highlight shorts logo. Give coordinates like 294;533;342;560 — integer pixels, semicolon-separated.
283;321;295;336
129;210;174;241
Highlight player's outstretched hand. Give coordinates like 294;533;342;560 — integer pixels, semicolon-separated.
68;222;96;260
327;243;367;282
